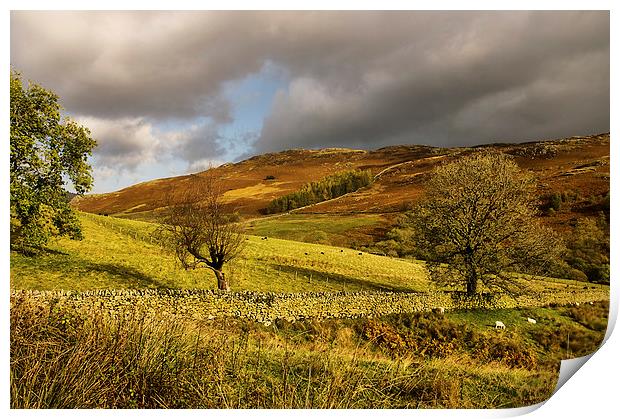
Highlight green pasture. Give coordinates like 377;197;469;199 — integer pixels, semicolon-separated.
10;213;427;292
246;213;387;247
10;213;608;299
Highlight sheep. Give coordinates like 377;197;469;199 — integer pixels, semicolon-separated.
527;317;537;324
320;252;325;255
575;302;580;307
495;321;506;330
433;307;445;315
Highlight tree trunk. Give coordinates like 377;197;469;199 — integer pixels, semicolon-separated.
214;270;230;291
466;273;477;295
465;251;478;295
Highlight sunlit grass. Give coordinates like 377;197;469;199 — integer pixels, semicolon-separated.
10;213;428;292
246;213;386;247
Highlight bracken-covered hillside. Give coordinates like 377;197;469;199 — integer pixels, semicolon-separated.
73;133;609;232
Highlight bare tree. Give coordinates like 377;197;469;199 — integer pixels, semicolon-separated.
408;151;564;295
154;173;245;291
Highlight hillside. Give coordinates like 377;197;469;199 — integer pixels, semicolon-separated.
11;213;608;304
13;182;610;410
10;213;429;293
72;133;610;232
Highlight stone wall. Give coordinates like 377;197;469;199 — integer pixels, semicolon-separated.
11;287;608;324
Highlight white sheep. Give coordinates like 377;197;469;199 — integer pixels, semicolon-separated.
527;317;537;324
575;302;580;307
495;321;506;330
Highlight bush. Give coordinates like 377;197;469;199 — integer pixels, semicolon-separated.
358;313;538;369
549;193;562;211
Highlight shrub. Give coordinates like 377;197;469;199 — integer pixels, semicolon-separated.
358;313;537;368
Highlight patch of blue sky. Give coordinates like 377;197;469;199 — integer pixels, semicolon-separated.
88;63;287;193
218;61;287;161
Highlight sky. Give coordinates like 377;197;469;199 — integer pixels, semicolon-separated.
10;10;610;193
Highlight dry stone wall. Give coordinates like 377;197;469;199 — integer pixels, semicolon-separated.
11;288;608;324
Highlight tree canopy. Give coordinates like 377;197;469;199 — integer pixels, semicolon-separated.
10;71;97;251
565;215;609;284
407;152;563;295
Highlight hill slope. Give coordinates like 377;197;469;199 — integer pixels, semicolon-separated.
10;213;429;293
73;133;609;228
11;213;608;306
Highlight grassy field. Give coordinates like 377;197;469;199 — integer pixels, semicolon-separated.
246;213;389;248
11;212;606;297
10;213;429;292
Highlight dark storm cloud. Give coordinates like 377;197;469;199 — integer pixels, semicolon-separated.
257;11;610;151
11;10;609;169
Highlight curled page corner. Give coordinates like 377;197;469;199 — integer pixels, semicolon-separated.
497;354;596;417
553;353;593;394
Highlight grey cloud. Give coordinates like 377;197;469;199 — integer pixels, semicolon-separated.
256;11;610;152
11;11;247;121
176;120;222;164
11;10;609;165
77;117;160;171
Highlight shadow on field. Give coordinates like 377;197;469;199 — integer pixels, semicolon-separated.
84;262;168;288
11;245;70;257
29;253;168;289
270;263;416;292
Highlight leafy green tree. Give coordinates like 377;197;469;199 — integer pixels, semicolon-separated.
407;152;564;295
10;71;97;251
